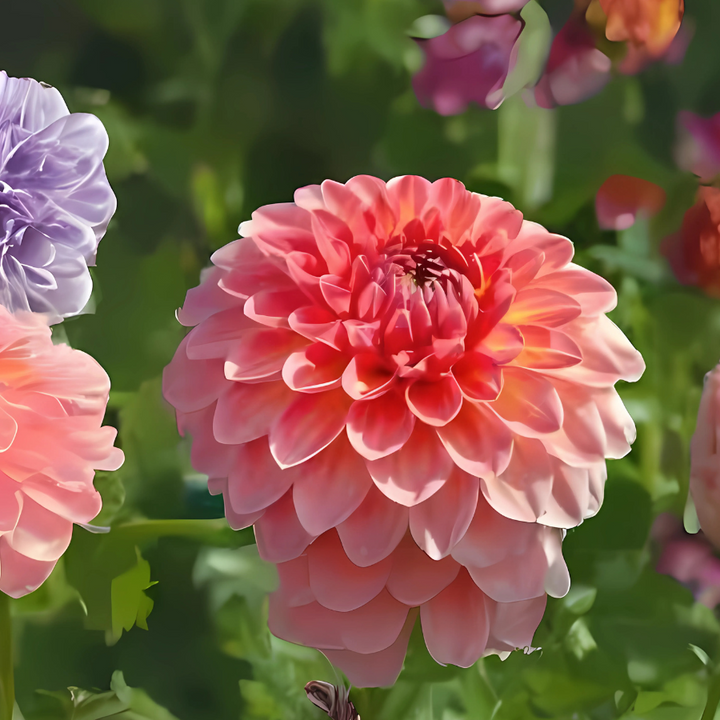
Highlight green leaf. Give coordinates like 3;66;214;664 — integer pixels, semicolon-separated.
110;547;157;641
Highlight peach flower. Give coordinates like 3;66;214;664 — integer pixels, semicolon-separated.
164;175;643;681
597;0;684;57
595;175;666;231
0;307;123;597
661;186;720;297
689;364;720;550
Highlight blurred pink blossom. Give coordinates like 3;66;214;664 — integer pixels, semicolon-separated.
0;307;123;597
675;111;720;182
412;14;524;115
654;514;720;608
595;174;666;230
534;13;611;109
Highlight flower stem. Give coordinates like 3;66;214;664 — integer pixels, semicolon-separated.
0;592;14;720
703;670;720;720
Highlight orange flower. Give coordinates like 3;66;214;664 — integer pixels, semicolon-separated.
597;0;684;56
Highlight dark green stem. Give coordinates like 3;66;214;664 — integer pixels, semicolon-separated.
702;671;720;720
0;593;14;720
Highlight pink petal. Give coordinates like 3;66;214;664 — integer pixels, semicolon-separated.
480;437;553;523
451;493;536;569
514;326;582;370
275;555;314;608
323;610;418;688
269;389;352;468
476;324;524;364
5;495;73;562
226;438;300;514
292;435;372;536
346;391;416;461
0;539;57;599
185;306;258;360
436;401;513;477
452;353;503;401
213;381;294;445
485;596;547;655
307;530;392;612
465;544;548;603
531;264;617;316
288;306;348;351
254;490;315;563
0;406;18;452
545;315;645;387
420;569;490;667
336;485;408;567
342;353;396;400
224;328;308;382
176;267;243;327
282;343;348;393
367;423;454;507
409;467;479;560
162;336;229;413
386;535;460;605
244;289;308;329
20;477;101;524
490;368;563;435
209;477;263;530
504;288;582;328
405;376;463;427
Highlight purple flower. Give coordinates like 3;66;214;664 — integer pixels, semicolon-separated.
0;71;116;321
412;14;524;116
675;111;720;182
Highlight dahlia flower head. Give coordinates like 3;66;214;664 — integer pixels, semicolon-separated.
0;71;116;321
163;175;644;685
0;306;123;597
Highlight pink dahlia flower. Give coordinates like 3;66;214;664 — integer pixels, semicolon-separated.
269;491;567;686
689;363;720;550
675;111;720;183
595;174;666;231
164;175;643;681
533;13;612;109
0;306;123;597
412;14;524;115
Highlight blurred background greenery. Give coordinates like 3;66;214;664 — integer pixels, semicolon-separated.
6;0;720;718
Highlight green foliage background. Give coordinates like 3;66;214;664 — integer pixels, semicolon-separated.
5;0;720;717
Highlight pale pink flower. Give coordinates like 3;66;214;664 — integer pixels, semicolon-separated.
270;492;565;686
0;306;123;597
675;111;720;182
689;364;720;550
533;12;612;109
595;174;666;230
442;0;530;23
412;15;524;115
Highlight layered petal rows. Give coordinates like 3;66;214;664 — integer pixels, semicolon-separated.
0;71;116;320
0;306;123;597
164;175;644;684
